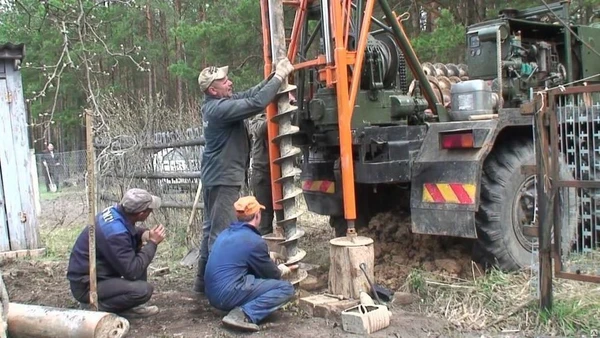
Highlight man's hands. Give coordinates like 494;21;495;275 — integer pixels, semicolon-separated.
277;263;299;277
148;224;166;245
269;251;285;264
274;57;294;81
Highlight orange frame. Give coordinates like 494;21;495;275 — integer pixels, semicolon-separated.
261;0;377;223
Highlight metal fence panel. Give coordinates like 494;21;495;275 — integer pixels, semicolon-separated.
548;84;600;283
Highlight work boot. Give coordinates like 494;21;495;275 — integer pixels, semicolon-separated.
117;305;159;319
79;302;90;310
192;276;205;294
192;258;208;294
222;307;259;332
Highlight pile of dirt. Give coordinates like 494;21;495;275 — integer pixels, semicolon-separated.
360;210;476;290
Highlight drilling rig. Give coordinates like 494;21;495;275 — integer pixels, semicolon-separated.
260;0;600;275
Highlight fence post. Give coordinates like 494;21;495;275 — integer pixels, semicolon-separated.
85;109;98;311
534;102;553;311
29;150;41;218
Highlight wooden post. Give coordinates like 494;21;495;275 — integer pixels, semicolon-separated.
328;236;375;300
534;107;552;311
85;109;98;311
28;150;41;218
6;303;129;338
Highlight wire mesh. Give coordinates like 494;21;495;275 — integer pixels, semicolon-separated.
553;87;600;279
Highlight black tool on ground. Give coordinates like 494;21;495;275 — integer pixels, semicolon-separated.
359;262;382;304
373;284;393;302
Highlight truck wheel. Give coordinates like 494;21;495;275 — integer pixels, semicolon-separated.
474;138;577;270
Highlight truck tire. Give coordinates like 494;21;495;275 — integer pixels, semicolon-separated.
474;138;577;271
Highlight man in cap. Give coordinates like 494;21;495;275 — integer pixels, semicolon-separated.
204;196;297;332
193;57;295;294
249;113;278;235
67;188;166;318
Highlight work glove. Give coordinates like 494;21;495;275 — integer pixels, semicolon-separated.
274;57;295;81
278;263;292;277
269;251;286;264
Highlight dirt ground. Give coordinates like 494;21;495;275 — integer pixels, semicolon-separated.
1;188;486;338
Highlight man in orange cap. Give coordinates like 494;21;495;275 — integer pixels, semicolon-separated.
204;196;297;332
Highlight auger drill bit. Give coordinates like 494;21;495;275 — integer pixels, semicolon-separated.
268;0;306;285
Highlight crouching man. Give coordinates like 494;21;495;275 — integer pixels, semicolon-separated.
67;188;167;319
205;196;297;331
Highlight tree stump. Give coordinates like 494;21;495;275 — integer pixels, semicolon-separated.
328;236;375;300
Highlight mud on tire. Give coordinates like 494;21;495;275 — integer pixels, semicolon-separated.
474;138;577;271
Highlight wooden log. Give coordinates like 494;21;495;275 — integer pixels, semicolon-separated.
328;236;375;300
7;303;130;338
0;273;9;338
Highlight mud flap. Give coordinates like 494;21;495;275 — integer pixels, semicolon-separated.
410;120;498;238
301;159;344;216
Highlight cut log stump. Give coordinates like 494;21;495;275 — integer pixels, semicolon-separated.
7;303;130;338
328;236;375;300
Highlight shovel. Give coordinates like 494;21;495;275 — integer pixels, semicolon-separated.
44;162;57;192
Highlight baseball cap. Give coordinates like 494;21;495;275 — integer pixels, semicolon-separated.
198;65;229;92
234;196;265;217
120;188;161;214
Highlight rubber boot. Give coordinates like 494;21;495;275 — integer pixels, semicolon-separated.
193;258;207;294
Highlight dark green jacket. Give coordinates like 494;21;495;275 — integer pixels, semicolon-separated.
200;75;282;187
250;113;270;181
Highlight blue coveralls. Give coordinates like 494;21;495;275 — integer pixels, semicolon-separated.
204;221;294;323
67;205;156;312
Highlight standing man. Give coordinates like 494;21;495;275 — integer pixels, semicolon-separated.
41;143;60;192
204;196;297;331
193;58;295;294
249;114;275;235
67;188;166;319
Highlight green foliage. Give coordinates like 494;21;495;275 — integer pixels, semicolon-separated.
538;298;600;336
407;268;426;294
1;0;597;150
412;9;466;63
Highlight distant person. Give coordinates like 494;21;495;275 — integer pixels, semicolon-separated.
41;143;60;192
193;57;295;294
66;188;166;319
204;196;297;332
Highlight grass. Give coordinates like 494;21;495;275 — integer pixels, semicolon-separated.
403;265;600;336
41;225;83;259
38;184;82;201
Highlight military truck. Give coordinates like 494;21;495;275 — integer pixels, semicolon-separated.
260;0;600;271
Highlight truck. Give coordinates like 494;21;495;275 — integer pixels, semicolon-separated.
259;0;600;274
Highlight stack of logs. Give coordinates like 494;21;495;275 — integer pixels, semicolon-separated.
409;62;469;109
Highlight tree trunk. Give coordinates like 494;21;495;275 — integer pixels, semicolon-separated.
146;0;154;102
174;0;183;113
6;303;130;338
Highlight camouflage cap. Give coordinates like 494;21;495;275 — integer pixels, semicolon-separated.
198;65;229;92
120;188;161;214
